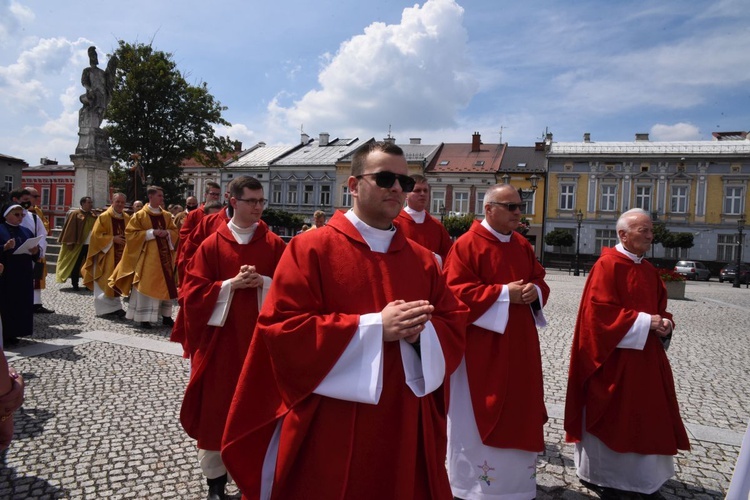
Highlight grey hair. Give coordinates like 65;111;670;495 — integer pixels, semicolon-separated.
616;208;651;237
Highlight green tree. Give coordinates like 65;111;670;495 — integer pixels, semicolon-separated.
663;232;694;250
544;228;574;249
262;208;306;232
105;41;234;202
443;213;475;238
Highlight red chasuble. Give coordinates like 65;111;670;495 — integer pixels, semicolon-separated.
175;206;206;282
170;209;231;354
221;211;468;500
443;220;550;452
564;247;690;455
395;209;453;261
179;221;285;450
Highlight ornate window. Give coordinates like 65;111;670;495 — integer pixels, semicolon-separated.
431;191;445;214
341;186;352;207
302;184;314;205
600;185;617;212
594;229;618;254
271;183;282;204
670;185;688;213
724;186;744;215
717;234;737;262
559;184;575;210
287;184;298;205
635;186;651;212
319;185;331;206
453;191;469;213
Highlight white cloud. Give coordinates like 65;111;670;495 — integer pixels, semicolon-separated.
650;123;702;141
0;36;92;111
0;0;34;47
216;123;257;147
267;0;478;137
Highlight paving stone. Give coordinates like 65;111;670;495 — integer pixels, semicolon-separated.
0;274;745;498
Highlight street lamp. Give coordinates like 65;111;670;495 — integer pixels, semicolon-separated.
501;173;510;185
439;203;446;223
574;209;584;276
733;213;746;288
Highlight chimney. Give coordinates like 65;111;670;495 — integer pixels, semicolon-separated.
409;138;421;145
471;132;481;152
40;157;58;165
534;141;545;151
384;136;396;145
319;133;330;146
635;133;649;141
583;133;591;143
234;141;242;152
301;132;310;144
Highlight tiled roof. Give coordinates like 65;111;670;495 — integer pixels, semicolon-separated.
24;164;75;171
499;146;546;172
426;142;504;174
1;153;26;162
227;144;302;168
274;137;364;166
548;141;750;155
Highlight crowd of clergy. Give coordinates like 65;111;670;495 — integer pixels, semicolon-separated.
2;140;749;499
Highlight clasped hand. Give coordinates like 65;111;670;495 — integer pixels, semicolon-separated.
231;265;263;290
382;299;433;344
507;280;538;304
650;315;672;337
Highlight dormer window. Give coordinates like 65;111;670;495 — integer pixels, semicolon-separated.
439;161;450;166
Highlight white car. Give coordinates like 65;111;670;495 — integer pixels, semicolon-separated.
674;260;711;281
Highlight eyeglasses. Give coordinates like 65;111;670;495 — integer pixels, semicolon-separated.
235;197;266;206
488;201;524;212
356;172;415;193
207;191;221;197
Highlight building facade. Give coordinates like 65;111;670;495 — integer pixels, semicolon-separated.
22;159;76;228
545;132;750;264
1;153;29;207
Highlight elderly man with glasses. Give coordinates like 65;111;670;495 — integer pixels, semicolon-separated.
443;183;550;500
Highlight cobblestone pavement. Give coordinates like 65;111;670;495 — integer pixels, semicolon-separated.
0;273;747;499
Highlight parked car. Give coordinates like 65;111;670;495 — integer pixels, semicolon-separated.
718;263;750;283
674;260;711;281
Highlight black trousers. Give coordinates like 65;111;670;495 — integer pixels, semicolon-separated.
71;244;89;286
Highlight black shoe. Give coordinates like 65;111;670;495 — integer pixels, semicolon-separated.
639;492;666;500
71;284;80;291
162;316;175;327
103;309;126;319
580;479;636;499
34;305;54;314
139;321;152;329
3;337;20;347
206;473;227;500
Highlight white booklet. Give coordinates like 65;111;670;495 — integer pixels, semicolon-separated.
13;235;44;255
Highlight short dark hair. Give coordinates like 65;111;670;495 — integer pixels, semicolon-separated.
205;181;221;193
80;196;92;205
10;189;29;200
228;176;262;199
146;185;163;196
411;174;427;185
351;141;404;177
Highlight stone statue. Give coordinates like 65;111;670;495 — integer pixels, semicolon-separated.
75;46;117;158
126;153;146;205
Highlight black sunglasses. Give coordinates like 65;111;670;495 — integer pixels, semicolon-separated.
356;172;415;193
488;201;524;212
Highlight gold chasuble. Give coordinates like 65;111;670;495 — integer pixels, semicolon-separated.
109;206;179;300
81;206;130;297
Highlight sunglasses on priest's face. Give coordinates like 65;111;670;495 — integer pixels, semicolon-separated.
356;171;415;193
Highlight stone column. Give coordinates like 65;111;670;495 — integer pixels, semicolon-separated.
70;153;111;209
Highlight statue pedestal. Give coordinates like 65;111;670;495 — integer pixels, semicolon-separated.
70;154;111;209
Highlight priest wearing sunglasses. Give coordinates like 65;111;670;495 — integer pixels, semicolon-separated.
222;141;469;499
443;183;550;500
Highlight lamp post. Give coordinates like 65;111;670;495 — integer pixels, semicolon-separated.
440;203;446;223
574;209;584;276
501;173;510;185
733;213;746;288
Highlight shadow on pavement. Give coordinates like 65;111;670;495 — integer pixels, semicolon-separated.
0;449;69;499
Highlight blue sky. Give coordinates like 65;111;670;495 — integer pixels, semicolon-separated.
1;0;749;165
